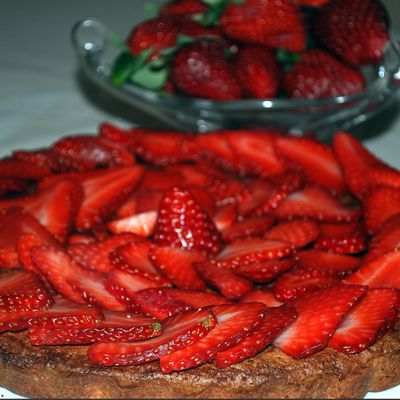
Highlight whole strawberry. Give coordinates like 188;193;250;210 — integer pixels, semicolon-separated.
233;45;282;99
283;49;366;99
160;0;206;17
220;0;306;52
127;16;219;60
171;40;242;100
314;0;389;66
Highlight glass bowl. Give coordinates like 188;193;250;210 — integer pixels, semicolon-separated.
71;18;400;141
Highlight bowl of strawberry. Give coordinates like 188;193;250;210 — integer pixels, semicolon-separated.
72;0;400;139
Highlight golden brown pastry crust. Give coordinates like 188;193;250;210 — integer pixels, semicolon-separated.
1;324;400;399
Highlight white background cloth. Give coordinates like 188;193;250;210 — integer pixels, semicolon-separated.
1;1;400;398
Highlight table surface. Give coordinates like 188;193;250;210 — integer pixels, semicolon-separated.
1;1;400;398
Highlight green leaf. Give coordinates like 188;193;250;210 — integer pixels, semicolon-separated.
144;2;160;18
130;63;169;91
202;0;226;6
108;31;129;51
110;51;138;86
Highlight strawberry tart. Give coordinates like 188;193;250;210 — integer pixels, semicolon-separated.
0;125;400;398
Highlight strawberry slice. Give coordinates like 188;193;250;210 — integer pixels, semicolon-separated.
108;211;158;237
30;245;126;311
0;270;53;312
68;234;96;245
366;220;400;262
363;185;400;234
134;129;195;166
221;215;276;242
344;250;400;288
98;122;138;150
237;179;275;217
273;284;367;358
0;179;83;243
215;238;293;269
329;288;400;354
128;288;190;319
0;295;103;333
212;203;237;232
88;308;217;366
273;267;340;301
240;289;283;307
140;169;183;191
149;246;206;290
112;241;159;276
314;222;366;254
0;177;27;197
51;135;135;170
67;234;140;273
153;186;222;256
253;170;305;216
194;262;252;300
264;219;320;249
29;310;162;345
274;186;361;222
275;136;346;193
215;305;298;367
159;302;266;373
295;249;360;277
12;149;65;173
227;131;286;177
76;166;144;231
0;207;59;269
234;258;294;283
332;131;386;198
161;288;228;308
0;158;51;180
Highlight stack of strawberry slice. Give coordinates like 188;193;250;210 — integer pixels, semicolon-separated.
0;124;400;372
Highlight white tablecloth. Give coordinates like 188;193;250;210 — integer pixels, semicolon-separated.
1;1;400;398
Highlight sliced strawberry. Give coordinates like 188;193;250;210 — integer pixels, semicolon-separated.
273;284;367;358
215;238;293;269
329;288;400;354
274;186;361;222
134;129;195;166
88;308;217;366
0;179;83;243
91;224;112;241
215;305;298;367
30;245;126;311
227;131;286;177
265;219;320;249
240;289;283;307
135;189;164;213
234;258;294;283
195;131;239;172
369;166;400;190
237;179;275;217
222;215;276;242
67;233;96;245
113;241;159;276
314;222;366;254
149;246;206;291
12;149;65;173
213;203;237;232
273;267;340;301
140;169;183;191
105;268;169;312
332;131;386;198
160;302;266;373
344;250;400;288
0;270;53;312
0;158;51;180
295;250;360;277
153;186;222;256
367;220;400;262
108;211;158;237
275;136;346;193
253;170;305;216
161;288;228;308
0;295;103;333
76;166;144;231
29;310;162;345
128;288;190;319
0;178;27;197
67;234;140;273
363;185;400;234
208;176;247;207
51;135;135;170
0;207;59;269
194;262;252;300
98;122;138;151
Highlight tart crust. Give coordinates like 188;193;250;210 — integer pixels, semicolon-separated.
1;324;400;398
